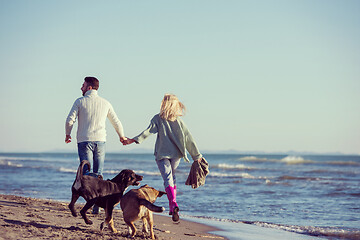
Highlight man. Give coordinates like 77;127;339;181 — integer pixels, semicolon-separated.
65;76;127;213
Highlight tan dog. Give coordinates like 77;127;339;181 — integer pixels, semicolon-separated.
120;185;166;239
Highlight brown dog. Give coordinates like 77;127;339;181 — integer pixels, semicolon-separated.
69;160;143;226
119;185;166;239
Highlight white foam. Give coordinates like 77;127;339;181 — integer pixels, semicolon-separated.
58;167;76;173
215;163;255;170
10;162;23;168
252;221;360;240
280;156;313;164
103;169;161;176
133;170;161;176
209;172;264;179
181;216;321;240
0;159;23;168
0;156;45;161
239;156;268;161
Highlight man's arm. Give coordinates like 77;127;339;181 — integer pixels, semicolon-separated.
65;101;78;143
107;104;125;141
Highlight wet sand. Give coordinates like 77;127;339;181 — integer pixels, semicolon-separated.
0;194;225;240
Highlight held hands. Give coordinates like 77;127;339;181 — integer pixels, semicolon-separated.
120;137;127;145
65;135;134;145
65;135;71;144
124;138;136;145
120;137;136;146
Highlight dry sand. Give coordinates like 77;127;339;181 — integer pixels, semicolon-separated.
0;194;225;240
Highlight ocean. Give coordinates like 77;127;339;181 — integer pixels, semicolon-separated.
0;152;359;240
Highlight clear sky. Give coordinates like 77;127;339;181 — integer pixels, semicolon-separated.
0;0;359;154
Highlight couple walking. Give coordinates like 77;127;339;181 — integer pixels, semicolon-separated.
65;76;203;222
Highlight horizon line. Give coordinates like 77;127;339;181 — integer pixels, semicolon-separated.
0;149;359;156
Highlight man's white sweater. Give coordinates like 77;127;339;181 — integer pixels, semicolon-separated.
65;90;124;143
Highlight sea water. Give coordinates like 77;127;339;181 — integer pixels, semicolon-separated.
0;152;359;239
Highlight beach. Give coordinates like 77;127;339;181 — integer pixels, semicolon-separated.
0;194;224;240
0;194;328;240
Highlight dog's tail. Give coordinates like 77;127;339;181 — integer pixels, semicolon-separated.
139;199;165;213
78;160;90;178
73;160;91;190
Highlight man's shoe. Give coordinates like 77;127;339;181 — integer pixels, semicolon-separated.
92;205;100;214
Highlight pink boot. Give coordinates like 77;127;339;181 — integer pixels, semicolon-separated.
173;185;177;209
165;186;180;222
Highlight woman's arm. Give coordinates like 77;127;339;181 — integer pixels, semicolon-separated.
132;116;158;144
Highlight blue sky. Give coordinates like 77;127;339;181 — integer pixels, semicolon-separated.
0;0;359;154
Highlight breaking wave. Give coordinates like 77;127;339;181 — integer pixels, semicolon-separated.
280;156;314;164
0;159;23;168
186;215;360;240
238;155;359;166
213;163;255;170
238;156;271;162
251;221;360;240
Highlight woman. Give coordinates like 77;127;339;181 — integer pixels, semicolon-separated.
125;94;203;222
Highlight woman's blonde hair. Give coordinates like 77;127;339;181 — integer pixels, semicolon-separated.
160;94;186;121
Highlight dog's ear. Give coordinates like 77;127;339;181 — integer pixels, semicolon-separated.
112;170;127;183
122;171;131;183
158;191;166;197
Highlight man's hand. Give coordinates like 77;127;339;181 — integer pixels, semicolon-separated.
120;137;128;145
65;135;72;143
124;139;136;145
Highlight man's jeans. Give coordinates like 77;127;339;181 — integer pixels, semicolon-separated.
77;141;106;176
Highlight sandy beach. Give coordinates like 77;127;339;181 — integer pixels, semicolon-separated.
0;194;328;240
0;194;225;240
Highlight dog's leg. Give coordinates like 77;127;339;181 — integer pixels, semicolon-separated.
148;212;155;240
100;200;109;232
100;221;105;232
68;191;80;217
105;201;118;233
127;226;133;237
104;215;118;233
142;217;149;234
80;199;97;225
125;220;137;238
100;204;108;232
100;203;109;231
109;217;117;233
